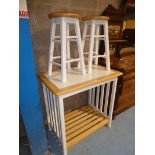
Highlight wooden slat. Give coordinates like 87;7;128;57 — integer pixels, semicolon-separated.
66;117;105;141
65;106;91;120
66;110;99;130
67;119;109;148
66;114;100;136
65;108;91;122
65;108;95;126
64;105;109;148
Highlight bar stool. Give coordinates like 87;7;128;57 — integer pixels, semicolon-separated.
82;16;110;74
48;12;86;82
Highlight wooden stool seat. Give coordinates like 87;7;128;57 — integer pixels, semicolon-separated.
83;16;110;21
48;12;81;19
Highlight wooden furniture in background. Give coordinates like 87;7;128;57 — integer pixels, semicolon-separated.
99;2;135;117
99;54;134;118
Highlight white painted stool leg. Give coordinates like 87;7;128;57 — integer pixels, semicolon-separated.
78;22;88;69
104;21;110;71
60;17;67;82
88;21;95;75
48;20;56;76
66;24;71;70
75;20;86;76
94;25;100;65
58;96;67;155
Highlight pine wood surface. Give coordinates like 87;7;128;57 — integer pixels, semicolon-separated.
48;12;81;19
65;105;109;148
38;67;122;96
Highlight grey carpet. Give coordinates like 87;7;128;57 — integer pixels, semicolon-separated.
47;107;135;155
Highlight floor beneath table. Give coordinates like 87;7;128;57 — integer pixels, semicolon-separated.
46;106;135;155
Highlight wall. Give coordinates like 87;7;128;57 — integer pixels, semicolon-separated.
27;0;121;113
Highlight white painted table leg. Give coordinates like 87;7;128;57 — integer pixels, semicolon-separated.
104;82;110;116
58;96;67;155
42;83;52;131
108;78;118;127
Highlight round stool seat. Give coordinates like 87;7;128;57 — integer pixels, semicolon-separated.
83;16;110;21
48;12;81;19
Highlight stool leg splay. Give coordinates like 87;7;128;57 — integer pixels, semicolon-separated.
48;17;86;82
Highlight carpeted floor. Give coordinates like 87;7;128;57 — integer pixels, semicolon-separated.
20;107;135;155
47;107;135;155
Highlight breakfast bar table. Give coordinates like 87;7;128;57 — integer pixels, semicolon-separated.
38;65;122;155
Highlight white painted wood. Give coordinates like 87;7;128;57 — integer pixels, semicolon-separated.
95;86;100;110
104;21;110;71
93;54;106;58
51;92;58;133
94;25;100;65
41;74;119;155
48;20;56;76
89;102;108;119
60;17;67;82
42;83;51;130
88;21;95;75
45;66;115;89
100;84;105;113
104;82;110;116
85;35;105;38
108;78;118;127
66;58;80;63
82;18;111;74
56;97;62;138
88;89;92;105
53;56;61;59
61;77;114;99
49;91;57;132
46;87;54;129
50;61;61;66
66;36;78;39
66;24;71;70
91;87;96;106
52;94;60;137
74;20;86;76
48;16;87;82
82;23;88;51
78;22;88;69
58;97;67;155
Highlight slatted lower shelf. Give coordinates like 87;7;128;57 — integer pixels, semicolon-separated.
65;105;109;148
